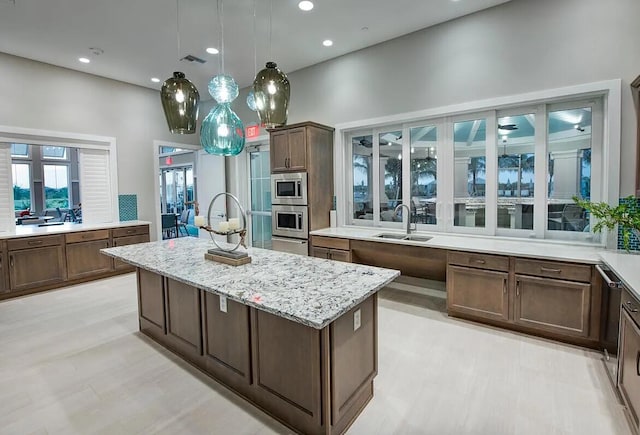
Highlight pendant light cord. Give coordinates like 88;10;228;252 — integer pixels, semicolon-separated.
217;0;225;75
252;0;257;74
268;0;272;60
176;0;181;60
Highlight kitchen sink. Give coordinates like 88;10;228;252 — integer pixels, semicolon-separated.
403;235;433;242
374;233;408;240
373;233;433;243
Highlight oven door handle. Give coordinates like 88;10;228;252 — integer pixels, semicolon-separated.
596;264;623;288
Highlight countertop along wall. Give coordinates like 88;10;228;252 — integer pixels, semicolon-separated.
236;0;640;197
0;52;201;239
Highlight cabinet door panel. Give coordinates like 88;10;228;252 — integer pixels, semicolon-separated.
287;127;307;171
202;292;251;382
138;269;165;335
270;131;290;172
447;265;509;322
619;310;640;430
329;249;351;263
310;246;329;259
9;246;65;291
66;240;112;279
113;234;150;271
0;253;7;294
514;275;590;337
166;278;202;356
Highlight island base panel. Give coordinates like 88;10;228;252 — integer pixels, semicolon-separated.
135;267;378;435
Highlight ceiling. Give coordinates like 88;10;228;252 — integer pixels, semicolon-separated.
0;0;511;98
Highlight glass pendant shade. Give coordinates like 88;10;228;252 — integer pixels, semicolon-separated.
200;74;245;156
160;72;200;134
201;104;245;156
253;61;290;128
246;90;257;111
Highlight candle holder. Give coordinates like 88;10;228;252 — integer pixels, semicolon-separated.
199;192;251;265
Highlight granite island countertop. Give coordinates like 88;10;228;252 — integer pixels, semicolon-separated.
101;237;400;329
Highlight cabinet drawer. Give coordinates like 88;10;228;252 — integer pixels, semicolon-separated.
66;229;110;244
622;289;640;327
112;225;148;238
447;251;509;272
311;236;349;251
514;258;591;282
7;235;64;251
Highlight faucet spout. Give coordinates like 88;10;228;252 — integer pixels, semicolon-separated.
393;203;413;234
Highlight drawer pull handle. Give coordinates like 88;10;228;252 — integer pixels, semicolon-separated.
473;259;486;264
637;351;640;377
9;255;14;268
516;280;520;297
503;278;507;294
540;267;562;273
28;240;44;246
126;229;135;234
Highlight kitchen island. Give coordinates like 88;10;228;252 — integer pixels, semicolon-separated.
102;237;399;435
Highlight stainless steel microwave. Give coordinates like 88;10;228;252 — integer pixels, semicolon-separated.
271;173;307;205
272;205;308;239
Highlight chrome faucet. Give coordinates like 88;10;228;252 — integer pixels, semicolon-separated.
394;203;415;235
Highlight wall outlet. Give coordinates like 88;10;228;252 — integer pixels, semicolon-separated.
353;309;361;331
219;295;227;313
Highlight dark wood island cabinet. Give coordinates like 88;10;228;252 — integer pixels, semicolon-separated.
104;237;399;435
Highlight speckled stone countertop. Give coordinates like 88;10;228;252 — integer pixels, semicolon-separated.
0;220;150;240
101;237;399;329
599;251;640;302
311;227;605;264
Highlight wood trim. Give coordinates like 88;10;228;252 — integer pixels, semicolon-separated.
268;121;334;133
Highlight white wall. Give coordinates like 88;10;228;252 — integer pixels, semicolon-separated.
0;52;201;238
236;0;640;196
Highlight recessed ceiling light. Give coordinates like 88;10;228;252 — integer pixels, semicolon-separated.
298;1;314;11
322;39;333;47
78;57;90;64
151;77;161;83
206;47;219;54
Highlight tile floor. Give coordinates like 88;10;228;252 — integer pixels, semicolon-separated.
0;274;632;435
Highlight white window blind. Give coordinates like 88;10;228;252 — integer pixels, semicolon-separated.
0;144;15;233
78;148;113;224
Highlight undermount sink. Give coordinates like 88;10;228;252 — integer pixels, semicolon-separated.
374;233;407;240
373;233;433;243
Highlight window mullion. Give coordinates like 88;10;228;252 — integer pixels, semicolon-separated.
401;124;410;229
372;130;381;227
485;111;498;236
534;103;547;238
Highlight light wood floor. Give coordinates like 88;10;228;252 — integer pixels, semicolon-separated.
0;274;632;435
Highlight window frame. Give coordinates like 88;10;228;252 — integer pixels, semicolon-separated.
42;162;71;210
336;80;620;247
11;161;33;211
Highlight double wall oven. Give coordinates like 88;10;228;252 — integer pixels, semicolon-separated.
271;173;309;255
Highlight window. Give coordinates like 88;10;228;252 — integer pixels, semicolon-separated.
12;163;31;210
342;91;609;244
43;164;70;208
41;146;67;160
11;143;29;158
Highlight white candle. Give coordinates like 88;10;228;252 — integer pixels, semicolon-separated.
218;221;229;232
194;215;206;227
228;217;240;230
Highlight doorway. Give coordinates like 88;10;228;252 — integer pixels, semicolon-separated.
247;144;272;249
159;165;194;215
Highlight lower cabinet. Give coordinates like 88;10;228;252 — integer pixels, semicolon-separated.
66;230;112;279
137;268;166;338
514;275;591;337
310;236;351;263
112;229;150;271
0;249;7;294
447;252;597;343
619;301;640;432
447;265;509;322
164;278;202;358
7;236;66;291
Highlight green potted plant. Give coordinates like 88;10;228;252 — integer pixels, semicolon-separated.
573;195;640;251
